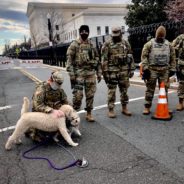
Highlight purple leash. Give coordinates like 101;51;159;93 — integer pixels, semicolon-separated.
22;139;88;171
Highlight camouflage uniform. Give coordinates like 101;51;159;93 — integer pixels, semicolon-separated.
66;38;101;120
141;35;176;112
32;81;68;112
101;33;135;117
26;72;68;142
172;34;184;110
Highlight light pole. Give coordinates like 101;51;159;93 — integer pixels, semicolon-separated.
47;13;53;47
47;13;55;65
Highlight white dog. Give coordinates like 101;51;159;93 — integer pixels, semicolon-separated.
5;97;81;150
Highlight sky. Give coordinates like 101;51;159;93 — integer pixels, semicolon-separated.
0;0;131;54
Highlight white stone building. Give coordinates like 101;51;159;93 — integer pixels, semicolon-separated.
27;3;128;48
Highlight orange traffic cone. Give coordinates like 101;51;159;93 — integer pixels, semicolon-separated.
152;82;172;121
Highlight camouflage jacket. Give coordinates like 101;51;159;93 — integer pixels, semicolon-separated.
32;81;68;113
101;37;135;72
172;34;184;66
141;38;176;71
66;38;102;77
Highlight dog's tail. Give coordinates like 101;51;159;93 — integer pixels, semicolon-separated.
21;97;30;116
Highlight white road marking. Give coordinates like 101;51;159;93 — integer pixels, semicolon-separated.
0;126;16;133
0;90;175;133
0;105;14;111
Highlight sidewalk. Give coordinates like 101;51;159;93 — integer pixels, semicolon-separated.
42;64;179;90
130;72;178;90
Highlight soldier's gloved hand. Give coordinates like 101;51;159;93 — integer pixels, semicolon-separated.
97;75;102;83
169;71;175;77
142;69;150;80
129;71;134;78
51;109;65;118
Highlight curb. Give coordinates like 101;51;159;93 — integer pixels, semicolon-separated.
42;64;66;71
130;79;178;90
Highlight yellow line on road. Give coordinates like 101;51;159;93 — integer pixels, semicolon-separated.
18;68;42;83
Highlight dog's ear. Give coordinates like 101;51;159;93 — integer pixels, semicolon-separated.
64;109;70;117
66;108;73;117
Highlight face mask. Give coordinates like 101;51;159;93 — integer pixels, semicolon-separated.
112;36;121;43
80;33;88;41
156;37;164;43
50;82;60;90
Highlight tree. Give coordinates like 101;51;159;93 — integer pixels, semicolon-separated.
30;29;39;49
165;0;184;22
42;9;65;46
125;0;168;27
3;39;10;55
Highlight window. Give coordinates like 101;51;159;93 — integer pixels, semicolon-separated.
56;34;60;41
105;26;109;35
74;29;77;38
97;26;101;35
55;25;59;30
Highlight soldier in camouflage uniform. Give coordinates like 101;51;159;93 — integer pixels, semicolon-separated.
141;26;176;115
172;34;184;111
101;26;135;118
66;25;102;122
26;71;68;142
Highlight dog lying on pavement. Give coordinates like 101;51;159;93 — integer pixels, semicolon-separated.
5;97;81;150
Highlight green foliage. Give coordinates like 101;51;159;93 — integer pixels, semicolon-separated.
125;0;168;27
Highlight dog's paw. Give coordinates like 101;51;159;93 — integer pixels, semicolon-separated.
71;142;79;147
53;136;60;143
15;139;22;145
5;145;12;151
77;131;82;137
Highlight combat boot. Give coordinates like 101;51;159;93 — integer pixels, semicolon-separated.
108;108;116;118
86;111;95;122
143;107;150;115
122;105;132;116
176;98;184;111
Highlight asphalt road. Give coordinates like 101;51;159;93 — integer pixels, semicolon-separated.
0;65;184;184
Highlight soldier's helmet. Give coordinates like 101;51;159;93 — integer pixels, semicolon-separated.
111;26;121;36
51;71;64;85
155;26;166;38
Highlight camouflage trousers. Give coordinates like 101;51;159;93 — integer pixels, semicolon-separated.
177;66;184;99
72;74;96;111
145;68;169;108
178;81;184;99
107;71;130;109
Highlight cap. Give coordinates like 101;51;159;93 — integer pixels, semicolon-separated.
111;26;121;36
51;71;64;84
79;25;89;33
155;26;166;38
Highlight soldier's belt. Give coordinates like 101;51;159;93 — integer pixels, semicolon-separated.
149;65;168;71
